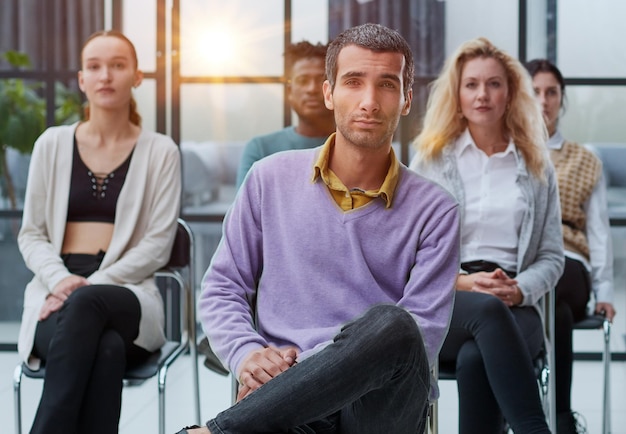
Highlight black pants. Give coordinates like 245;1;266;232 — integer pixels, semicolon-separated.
30;252;150;434
554;257;591;414
440;291;549;434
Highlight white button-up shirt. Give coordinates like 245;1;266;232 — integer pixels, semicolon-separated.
455;129;525;273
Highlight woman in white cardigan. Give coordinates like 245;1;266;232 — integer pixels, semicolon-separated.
17;30;181;434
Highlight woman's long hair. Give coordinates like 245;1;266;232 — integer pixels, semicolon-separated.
81;30;142;126
414;37;547;179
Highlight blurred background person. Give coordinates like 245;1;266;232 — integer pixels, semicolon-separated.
235;40;335;188
201;40;336;374
526;58;616;434
17;30;181;433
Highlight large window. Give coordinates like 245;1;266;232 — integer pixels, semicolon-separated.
556;0;626;143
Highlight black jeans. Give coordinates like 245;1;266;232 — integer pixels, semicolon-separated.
208;304;430;434
440;291;550;434
30;252;150;434
554;257;591;414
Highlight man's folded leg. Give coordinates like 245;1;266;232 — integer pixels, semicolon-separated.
207;305;430;434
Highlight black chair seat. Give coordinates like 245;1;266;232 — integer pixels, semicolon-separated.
437;362;456;380
573;314;605;330
20;340;185;382
20;364;45;379
125;341;184;380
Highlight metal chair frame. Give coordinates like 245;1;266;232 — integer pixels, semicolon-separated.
13;218;201;434
573;314;611;434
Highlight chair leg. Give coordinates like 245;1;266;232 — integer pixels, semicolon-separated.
158;365;168;434
190;340;201;424
537;363;551;427
13;364;23;434
602;319;611;434
231;376;239;406
547;292;557;433
188;288;201;424
428;400;438;434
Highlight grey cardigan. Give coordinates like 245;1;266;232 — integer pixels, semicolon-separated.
410;144;564;311
18;123;182;368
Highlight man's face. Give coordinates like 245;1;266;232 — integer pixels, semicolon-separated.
323;45;411;150
287;57;333;124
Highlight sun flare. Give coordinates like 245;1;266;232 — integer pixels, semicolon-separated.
197;27;237;68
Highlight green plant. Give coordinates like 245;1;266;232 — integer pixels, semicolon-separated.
0;50;82;209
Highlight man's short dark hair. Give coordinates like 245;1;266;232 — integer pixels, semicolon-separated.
284;41;328;78
325;23;414;99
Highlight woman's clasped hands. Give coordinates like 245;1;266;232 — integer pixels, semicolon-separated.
458;269;523;307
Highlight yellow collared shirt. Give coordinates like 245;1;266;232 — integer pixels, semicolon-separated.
312;134;399;211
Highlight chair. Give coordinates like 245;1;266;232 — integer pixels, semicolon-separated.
573;313;611;434
540;288;557;432
428;289;557;434
13;218;201;434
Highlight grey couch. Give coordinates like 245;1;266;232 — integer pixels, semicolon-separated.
585;143;626;224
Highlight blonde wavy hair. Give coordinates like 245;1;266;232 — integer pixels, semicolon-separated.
413;37;547;179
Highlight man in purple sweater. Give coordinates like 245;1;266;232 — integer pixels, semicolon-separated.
177;23;460;434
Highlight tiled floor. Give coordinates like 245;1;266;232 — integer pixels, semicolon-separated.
1;227;624;433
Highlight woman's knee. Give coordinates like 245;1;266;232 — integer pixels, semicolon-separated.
456;340;485;374
61;285;138;320
62;286;101;312
96;329;126;366
466;294;512;323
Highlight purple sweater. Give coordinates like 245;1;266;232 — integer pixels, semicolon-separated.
199;147;460;377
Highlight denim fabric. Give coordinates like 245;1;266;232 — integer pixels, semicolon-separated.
207;304;430;434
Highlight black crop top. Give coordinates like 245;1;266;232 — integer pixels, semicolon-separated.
66;136;134;223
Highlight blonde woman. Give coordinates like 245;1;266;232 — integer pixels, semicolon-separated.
17;30;181;433
410;37;563;433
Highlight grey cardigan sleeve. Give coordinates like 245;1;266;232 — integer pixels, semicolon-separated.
515;164;565;307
